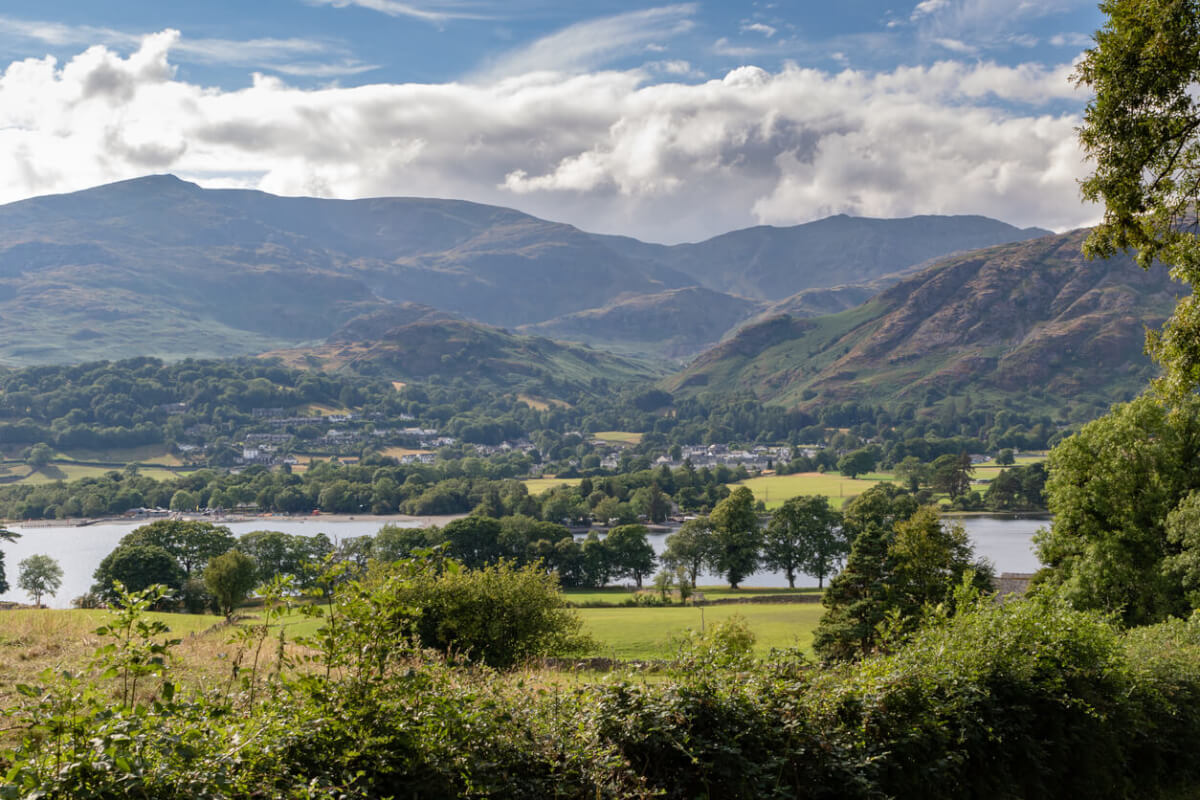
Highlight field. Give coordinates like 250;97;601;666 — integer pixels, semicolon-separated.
579;603;823;659
10;463;188;486
972;453;1046;480
523;477;583;494
564;586;821;605
380;446;433;459
0;609;224;705
734;471;897;509
591;431;643;445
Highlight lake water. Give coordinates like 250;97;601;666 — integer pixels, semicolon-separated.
0;515;1049;608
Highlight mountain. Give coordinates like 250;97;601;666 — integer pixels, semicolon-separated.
666;230;1177;414
593;215;1051;300
518;287;762;359
0;175;1053;367
265;317;664;393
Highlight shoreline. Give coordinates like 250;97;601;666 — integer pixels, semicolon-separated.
6;512;469;530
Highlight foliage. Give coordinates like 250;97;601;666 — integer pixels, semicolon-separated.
0;524;18;595
1036;392;1200;625
16;554;63;607
763;495;845;588
661;516;714;586
91;543;186;604
1076;0;1200;398
120;518;236;576
810;484;1001;660
377;558;594;669
708;486;761;588
203;549;259;617
604;524;657;588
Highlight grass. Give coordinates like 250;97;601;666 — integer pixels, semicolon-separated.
17;464;187;486
734;471;898;510
380;446;433;459
578;603;824;659
564;586;821;606
524;477;583;494
592;431;643;445
53;444;185;466
0;608;224;705
516;394;571;411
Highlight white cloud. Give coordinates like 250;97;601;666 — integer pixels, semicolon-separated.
0;32;1097;244
0;14;372;77
911;0;953;21
910;0;1079;52
305;0;493;24
1050;32;1093;48
741;23;777;38
480;5;697;78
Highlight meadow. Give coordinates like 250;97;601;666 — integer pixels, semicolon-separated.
734;470;897;509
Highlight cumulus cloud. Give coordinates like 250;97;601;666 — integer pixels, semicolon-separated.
0;31;1097;243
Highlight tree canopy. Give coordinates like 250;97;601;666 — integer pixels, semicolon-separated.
1077;0;1200;397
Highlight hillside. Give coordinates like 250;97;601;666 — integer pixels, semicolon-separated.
266;317;664;392
667;230;1177;415
595;214;1051;300
518;287;762;358
0;176;1051;366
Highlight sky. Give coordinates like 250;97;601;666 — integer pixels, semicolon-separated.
0;0;1106;243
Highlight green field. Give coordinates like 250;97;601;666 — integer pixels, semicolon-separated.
564;586;822;606
578;603;824;659
16;463;188;486
592;431;643;445
733;471;897;510
523;477;583;494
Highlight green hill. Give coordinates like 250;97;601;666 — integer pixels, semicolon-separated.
667;230;1176;416
268;317;664;393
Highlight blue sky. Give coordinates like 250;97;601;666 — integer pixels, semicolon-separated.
0;1;1106;241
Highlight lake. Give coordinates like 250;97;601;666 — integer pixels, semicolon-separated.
0;515;1049;608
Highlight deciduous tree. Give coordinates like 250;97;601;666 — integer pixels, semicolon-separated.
763;495;846;589
17;553;62;606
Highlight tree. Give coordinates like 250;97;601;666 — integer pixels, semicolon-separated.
605;524;656;588
169;490;199;512
17;554;62;606
0;525;20;595
893;456;929;492
387;560;592;669
837;448;876;479
239;530;333;589
662;516;715;586
707;486;760;589
814;497;992;661
1076;0;1200;397
92;543;185;603
440;515;503;569
1036;392;1200;625
887;506;991;622
996;448;1016;467
812;484;919;661
204;549;258;617
763;495;846;589
121;519;235;576
931;452;973;499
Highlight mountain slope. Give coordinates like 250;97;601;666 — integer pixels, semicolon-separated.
594;214;1051;300
518;287;763;358
667;231;1177;412
266;317;664;393
0;175;1055;367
